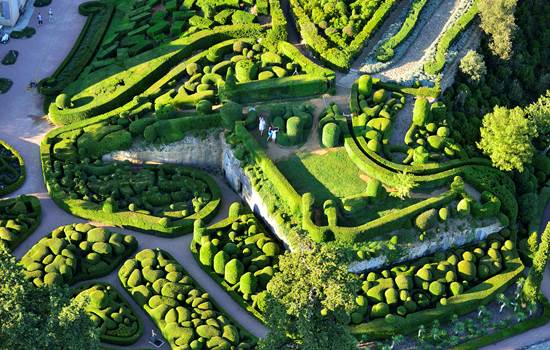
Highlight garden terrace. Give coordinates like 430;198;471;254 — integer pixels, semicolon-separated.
290;0;398;70
118;248;257;349
21;223;137;287
73;282;144;345
0;196;41;251
41;112;222;235
0;140;26;196
190;204;283;321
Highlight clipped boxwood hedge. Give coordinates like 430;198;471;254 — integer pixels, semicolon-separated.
0;140;26;196
21;223;137;287
190;206;283;321
118;248;257;349
73;282;144;345
0;195;41;250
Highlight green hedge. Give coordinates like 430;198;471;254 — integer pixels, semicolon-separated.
118;248;257;349
73;282;144;345
423;1;479;75
41;113;222;236
48;24;263;125
0;195;41;250
38;2;115;96
0;140;26;196
21;223;137;287
190;210;283;322
350;256;524;339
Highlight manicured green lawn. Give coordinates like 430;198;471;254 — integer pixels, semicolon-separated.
277;148;369;203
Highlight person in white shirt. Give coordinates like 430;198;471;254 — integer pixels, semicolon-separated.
258;115;266;136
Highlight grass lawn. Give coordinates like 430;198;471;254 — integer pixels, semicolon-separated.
277;148;369;203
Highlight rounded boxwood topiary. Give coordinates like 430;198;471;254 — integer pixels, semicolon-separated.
224;259;244;285
196;99;213;114
373;89;387;104
322;123;340;148
357;75;373;96
261;242;280;257
395;274;412;290
457;198;471;216
239;272;256;295
415;209;438;231
450;281;463;296
416;267;432;282
370;302;390;318
384;288;399;305
438;207;449;221
428;281;445;296
286;117;303;145
213;251;228;275
199;242;217;267
55;93;71;110
457;260;476;281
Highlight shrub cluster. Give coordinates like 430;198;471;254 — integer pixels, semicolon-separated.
21;223;137;287
0;140;25;195
319;102;347;148
118;248;256;349
74;283;143;345
42;113;221;234
0;195;41;250
354;75;406;155
9;27;36;39
191;210;283;318
262;103;314;147
352;236;515;323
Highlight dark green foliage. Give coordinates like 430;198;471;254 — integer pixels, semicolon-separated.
0;140;25;195
0;196;41;250
1;50;18;65
0;78;12;94
9;27;36;38
118;248;255;349
74;283;143;344
0;245;101;349
20;224;137;287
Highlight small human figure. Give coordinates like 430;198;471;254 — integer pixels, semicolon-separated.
37;13;43;25
48;8;53;23
258;114;266;136
271;126;279;143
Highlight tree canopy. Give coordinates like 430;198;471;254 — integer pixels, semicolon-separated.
0;243;100;350
477;106;536;172
258;245;360;350
478;0;518;60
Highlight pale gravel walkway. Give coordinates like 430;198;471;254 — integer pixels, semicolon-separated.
1;0;267;347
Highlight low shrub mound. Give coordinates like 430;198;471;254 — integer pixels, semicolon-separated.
352;234;515;323
0;78;13;94
118;248;256;349
191;207;283;318
0;140;25;195
74;283;143;345
10;27;36;39
21;223;137;287
0;195;41;250
319;103;346;148
42;112;221;234
2;50;18;65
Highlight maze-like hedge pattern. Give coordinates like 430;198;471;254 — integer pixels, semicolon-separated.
0;140;25;196
0;195;41;250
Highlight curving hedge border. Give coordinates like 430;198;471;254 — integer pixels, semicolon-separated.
38;1;115;96
73;282;144;345
0;139;26;196
40;114;222;236
423;0;479;75
350;256;524;339
48;24;263;125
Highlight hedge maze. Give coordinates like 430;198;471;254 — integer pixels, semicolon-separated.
119;248;256;349
74;282;144;344
21;224;137;287
3;0;547;347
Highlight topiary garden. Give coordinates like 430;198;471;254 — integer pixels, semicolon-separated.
0;140;25;195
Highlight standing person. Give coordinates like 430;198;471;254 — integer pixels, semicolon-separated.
37;13;43;25
48;8;53;23
270;126;279;144
258;114;266;136
267;126;273;143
